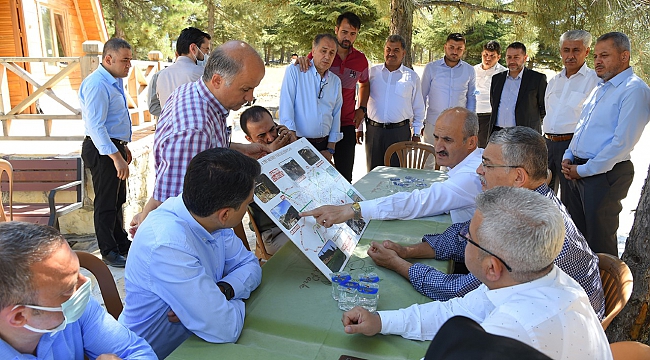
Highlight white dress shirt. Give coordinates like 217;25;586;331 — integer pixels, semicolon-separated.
474;62;506;113
544;63;600;134
366;64;425;135
360;148;483;223
156;56;203;109
564;67;650;177
495;70;523;128
379;266;612;360
421;58;477;125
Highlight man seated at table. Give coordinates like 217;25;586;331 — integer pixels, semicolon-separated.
342;187;612;360
301;107;482;225
240;105;296;255
0;222;156;359
119;148;262;359
366;127;605;318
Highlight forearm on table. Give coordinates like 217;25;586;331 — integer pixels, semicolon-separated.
404;242;436;259
409;265;482;301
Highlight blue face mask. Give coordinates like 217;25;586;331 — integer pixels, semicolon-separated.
16;278;92;334
196;49;208;67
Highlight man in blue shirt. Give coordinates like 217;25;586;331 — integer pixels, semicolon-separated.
120;148;263;359
0;222;155;359
80;38;133;267
279;33;343;161
562;32;650;256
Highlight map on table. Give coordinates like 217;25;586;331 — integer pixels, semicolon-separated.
254;138;368;278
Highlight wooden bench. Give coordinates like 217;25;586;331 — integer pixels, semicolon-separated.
0;157;84;229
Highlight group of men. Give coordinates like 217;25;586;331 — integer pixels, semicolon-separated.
1;8;649;359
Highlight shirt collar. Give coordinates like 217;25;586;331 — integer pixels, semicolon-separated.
485;265;559;306
533;183;551;196
606;66;634;88
381;63;405;73
196;79;229;119
438;57;462;69
561;62;590;79
176;55;198;65
507;68;524;80
170;195;221;243
309;59;330;80
98;64;119;86
448;147;482;175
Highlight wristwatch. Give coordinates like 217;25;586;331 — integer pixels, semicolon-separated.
351;202;362;221
217;281;235;300
358;106;367;115
327;148;335;154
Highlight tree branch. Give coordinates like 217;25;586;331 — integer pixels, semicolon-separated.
414;0;528;16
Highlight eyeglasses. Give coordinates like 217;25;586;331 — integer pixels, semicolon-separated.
318;80;328;99
460;229;512;272
480;160;521;169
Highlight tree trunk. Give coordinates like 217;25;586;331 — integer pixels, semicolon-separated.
390;0;415;68
207;0;215;42
606;164;650;343
111;0;126;39
280;45;286;64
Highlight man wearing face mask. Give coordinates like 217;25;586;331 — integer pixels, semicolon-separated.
156;27;211;110
0;222;156;359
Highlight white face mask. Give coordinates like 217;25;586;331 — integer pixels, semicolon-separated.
15;278;92;334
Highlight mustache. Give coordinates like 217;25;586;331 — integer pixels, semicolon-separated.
479;174;486;186
436;150;448;157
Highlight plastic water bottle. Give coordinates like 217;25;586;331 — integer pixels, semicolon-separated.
330;272;351;300
357;282;379;312
338;281;359;311
359;272;380;283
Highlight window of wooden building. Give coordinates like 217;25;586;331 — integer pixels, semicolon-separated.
38;4;70;73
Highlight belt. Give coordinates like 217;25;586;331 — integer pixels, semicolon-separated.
84;136;128;145
305;136;328;144
545;133;573;142
366;118;410;129
477;112;491;117
573;156;589;165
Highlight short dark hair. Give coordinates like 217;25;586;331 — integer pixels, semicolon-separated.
313;33;339;48
597;32;631;53
447;33;466;44
176;27;211;56
182;148;261;217
0;222;67;309
483;40;501;54
102;38;131;58
386;34;406;50
291;53;298;57
336;12;361;30
507;42;527;54
240;106;273;136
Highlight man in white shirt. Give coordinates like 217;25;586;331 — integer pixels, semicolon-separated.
157;27;211;111
342;186;612;360
545;30;599;204
421;33;476;150
474;41;506;147
301;107;482;225
360;34;425;171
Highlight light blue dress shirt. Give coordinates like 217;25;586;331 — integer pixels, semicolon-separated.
495;70;523;128
564;67;650;177
421;58;476;125
79;64;132;155
279;61;343;143
119;195;262;359
0;298;155;360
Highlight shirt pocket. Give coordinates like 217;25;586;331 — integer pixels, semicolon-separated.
395;81;413;98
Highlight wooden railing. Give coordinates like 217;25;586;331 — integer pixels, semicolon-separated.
0;41;169;140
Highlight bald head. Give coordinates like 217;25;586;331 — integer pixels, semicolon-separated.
203;40;264;85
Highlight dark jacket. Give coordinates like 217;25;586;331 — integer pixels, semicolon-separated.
489;67;547;134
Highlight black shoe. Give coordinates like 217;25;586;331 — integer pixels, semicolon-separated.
102;251;127;268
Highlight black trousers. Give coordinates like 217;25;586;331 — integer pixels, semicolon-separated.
546;138;572;203
333;125;356;183
564;160;634;256
81;138;131;256
365;124;411;172
477;113;492;148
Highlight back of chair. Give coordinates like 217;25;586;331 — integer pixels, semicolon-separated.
598;253;633;330
610;341;650;360
0;159;13;221
247;208;273;262
384;141;436;169
75;251;123;319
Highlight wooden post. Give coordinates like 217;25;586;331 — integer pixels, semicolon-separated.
0;66;11;135
81;41;103;80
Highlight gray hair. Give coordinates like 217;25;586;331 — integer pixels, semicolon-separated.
313;33;339;49
386;34;406;50
559;30;592;49
439;107;479;139
488;127;548;181
203;47;241;85
102;38;131;58
475;187;564;282
597;32;631;54
0;222;67;309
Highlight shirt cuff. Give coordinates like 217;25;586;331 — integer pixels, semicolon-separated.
359;200;379;220
328;132;343;143
97;143;119;156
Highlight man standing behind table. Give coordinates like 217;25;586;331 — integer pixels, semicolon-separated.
342;187;612;360
156;27;211;110
279;34;343;161
545;30;600;202
80;38;133;268
362;34;425;171
421;33;476;150
489;42;547;134
562;31;650;256
129;40;269;232
474;41;506;148
120;148;263;359
302;107;482;226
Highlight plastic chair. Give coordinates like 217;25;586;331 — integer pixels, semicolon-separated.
384;141;437;170
0;159;13;222
610;341;650;360
247;208;273;262
75;251;123;319
598;253;633;330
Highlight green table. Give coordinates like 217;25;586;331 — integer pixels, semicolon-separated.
168;167;452;360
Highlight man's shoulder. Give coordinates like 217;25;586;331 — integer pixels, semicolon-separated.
524;67;546;79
